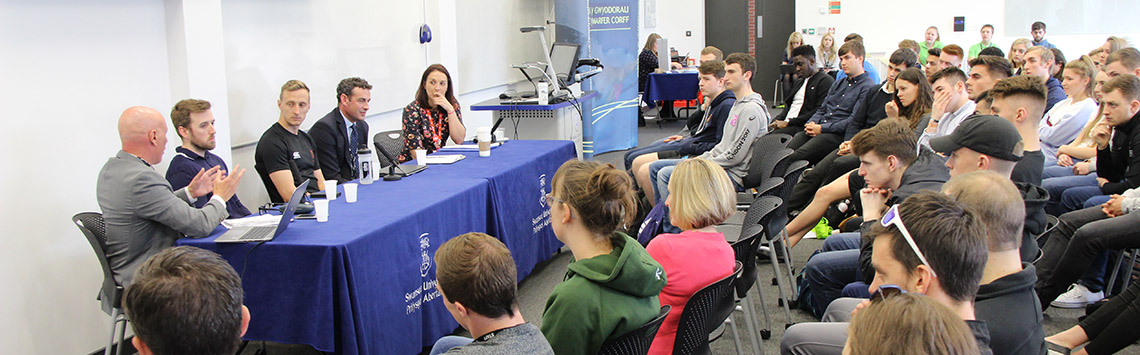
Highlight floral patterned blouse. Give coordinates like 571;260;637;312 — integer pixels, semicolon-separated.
399;100;462;162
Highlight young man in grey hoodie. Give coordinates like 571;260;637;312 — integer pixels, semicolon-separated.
644;52;769;233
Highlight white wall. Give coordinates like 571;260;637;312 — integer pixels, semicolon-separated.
640;0;706;59
795;0;1139;65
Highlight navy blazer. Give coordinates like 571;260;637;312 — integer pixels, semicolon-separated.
309;108;369;182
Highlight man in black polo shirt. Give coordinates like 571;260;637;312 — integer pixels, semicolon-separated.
255;79;326;203
310;77;372;182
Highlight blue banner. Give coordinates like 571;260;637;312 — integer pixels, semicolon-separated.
557;0;639;157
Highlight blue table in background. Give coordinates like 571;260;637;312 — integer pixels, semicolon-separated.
644;72;699;102
179;140;577;355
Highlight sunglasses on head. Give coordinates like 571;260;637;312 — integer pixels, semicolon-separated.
880;204;938;278
870;284;907;302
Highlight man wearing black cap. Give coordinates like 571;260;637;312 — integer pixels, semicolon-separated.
930;116;1049;355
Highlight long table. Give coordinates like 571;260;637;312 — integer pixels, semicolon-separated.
179;140;577;355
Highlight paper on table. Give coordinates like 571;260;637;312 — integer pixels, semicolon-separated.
437;142;501;151
420;154;467;164
221;214;281;229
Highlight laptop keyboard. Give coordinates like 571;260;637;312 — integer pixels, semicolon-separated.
240;226;276;240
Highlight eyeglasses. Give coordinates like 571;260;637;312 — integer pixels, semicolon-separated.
544;193;566;206
880;204;938;278
870;284;906;302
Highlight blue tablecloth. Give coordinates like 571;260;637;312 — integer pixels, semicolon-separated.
178;140;577;355
644;72;699;101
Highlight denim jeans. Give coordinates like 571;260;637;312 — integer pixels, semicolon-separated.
1043;172;1099;216
622;138;682;170
803;232;861;317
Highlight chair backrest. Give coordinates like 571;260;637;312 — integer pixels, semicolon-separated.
72;212;123;310
742;133;792;185
778;160;811;201
742;146;794;189
730;228;763;298
742;196;786;243
672;261;743;355
373;130;404;168
597;305;672;355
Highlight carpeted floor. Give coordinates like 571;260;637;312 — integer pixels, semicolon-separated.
241;115;1140;354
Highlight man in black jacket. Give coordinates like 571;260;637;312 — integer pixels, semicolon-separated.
309;77;372;182
770;45;834;136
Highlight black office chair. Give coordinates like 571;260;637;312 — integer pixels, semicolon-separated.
597;305;672;355
73;212;127;355
1106;248;1140;297
673;261;744;355
730;226;771;347
746;196;795;329
737;134;794;209
373;130;405;168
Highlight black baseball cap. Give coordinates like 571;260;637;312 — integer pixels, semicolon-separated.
929;115;1024;161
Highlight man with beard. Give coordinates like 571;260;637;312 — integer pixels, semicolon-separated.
166;99;251;218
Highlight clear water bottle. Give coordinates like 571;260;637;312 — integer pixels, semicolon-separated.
357;147;374;185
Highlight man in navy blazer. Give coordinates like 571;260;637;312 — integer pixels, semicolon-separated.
309;77;372;182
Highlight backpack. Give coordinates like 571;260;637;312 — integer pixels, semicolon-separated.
637;202;667;246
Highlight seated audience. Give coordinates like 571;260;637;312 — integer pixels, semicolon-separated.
781;192;992;355
1023;46;1066;111
309;77;371;182
917;67;976;149
845;292;980;355
787;50;922;213
932;115;1048;262
819;33;838;73
919;26;943;66
886;68;934;130
835;34;881;83
699;45;723;63
789;40;876;165
781;32;805;98
644;158;735;355
1051;48;1068;81
966;55;1014;101
1047;264;1140;355
1040;56;1098;166
254;79;326;203
898;39;921;59
1030;21;1057;49
1092;36;1128;70
123;246;250;355
428;232;554;355
1041;70;1107;188
1103;48;1140;79
541;161;666;355
979;46;1006;58
967;24;998;61
99;106;241;291
399;64;467;162
941;172;1048;355
925;47;943;78
165;99;250;218
769;45;835;136
939;44;965;69
628;60;735;191
642;53;768;231
989;75;1048;186
1009;38;1031;75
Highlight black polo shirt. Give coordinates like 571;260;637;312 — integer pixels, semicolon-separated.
254;123;322;203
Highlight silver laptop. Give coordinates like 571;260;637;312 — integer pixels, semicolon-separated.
216;180;309;243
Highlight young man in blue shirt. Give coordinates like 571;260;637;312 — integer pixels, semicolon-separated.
1030;21;1057;50
166;99;251;218
788;39;877;165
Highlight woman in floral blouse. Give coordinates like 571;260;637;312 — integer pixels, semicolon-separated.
399;64;467;162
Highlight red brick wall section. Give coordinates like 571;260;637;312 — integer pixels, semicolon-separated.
748;0;756;56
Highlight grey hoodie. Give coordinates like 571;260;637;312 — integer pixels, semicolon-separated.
698;92;769;186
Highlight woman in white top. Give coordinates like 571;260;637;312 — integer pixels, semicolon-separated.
1039;55;1098;167
1042;70;1109;180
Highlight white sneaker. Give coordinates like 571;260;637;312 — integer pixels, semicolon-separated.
1051;284;1105;308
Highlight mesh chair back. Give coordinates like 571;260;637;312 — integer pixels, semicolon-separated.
758;197;789;243
598;305;672;355
373;130;404;168
742;145;794;189
73;212;123;311
779;160;810;201
742;195;781;229
672;261;743;355
730;229;763;298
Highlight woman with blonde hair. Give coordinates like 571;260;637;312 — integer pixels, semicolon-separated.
1009;38;1032;75
644;158;736;355
1093;36;1129;69
784;32;804;64
1039;55;1098;166
845;292;979;355
918;26;943;66
540;161;666;355
819;33;839;72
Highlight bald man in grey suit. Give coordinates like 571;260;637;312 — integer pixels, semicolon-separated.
97;106;244;292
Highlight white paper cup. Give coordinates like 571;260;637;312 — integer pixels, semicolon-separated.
325;180;337;200
414;149;427;162
314;199;329;222
343;183;358;203
495;129;507;141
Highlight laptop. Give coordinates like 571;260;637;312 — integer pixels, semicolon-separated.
215;180;309;243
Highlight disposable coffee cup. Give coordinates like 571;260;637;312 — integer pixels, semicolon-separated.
495;129;507;141
325;180;338;200
314;199;329;222
414;149;427;163
477;127;492;157
343;183;358;203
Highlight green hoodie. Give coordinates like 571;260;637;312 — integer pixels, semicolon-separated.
540;232;667;355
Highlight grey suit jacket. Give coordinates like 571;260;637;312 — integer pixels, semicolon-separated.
97;150;228;288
